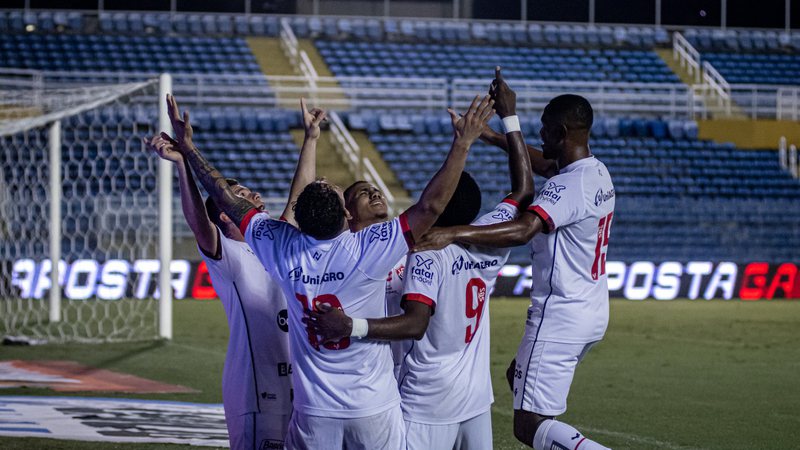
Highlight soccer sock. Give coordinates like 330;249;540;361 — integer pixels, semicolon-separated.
532;419;611;450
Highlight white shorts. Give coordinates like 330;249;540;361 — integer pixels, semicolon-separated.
512;325;597;416
405;410;492;450
285;405;405;450
226;411;289;450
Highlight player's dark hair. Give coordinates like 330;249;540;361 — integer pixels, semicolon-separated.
294;181;346;239
205;178;239;228
433;171;482;228
544;94;593;130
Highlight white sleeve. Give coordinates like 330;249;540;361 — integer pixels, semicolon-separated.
198;227;235;282
356;213;414;279
400;250;441;313
528;175;585;233
242;211;298;279
471;198;521;226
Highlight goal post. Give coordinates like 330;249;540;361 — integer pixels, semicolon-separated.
0;73;174;344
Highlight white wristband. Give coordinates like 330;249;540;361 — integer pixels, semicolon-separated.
503;115;521;134
350;318;369;339
501;115;521;134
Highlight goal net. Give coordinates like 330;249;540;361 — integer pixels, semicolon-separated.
0;75;170;344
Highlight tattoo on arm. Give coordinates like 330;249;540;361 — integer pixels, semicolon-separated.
182;145;254;227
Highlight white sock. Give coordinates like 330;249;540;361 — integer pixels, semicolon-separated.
532;419;611;450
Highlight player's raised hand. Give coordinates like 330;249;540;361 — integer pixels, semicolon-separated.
412;227;456;252
489;66;516;118
166;93;194;151
304;303;352;344
449;95;495;146
143;133;182;164
300;97;327;140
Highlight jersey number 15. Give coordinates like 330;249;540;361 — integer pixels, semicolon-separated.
591;212;613;280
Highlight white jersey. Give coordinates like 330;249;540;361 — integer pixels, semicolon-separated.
200;229;291;418
385;257;408;380
242;211;413;418
527;156;615;344
399;200;519;424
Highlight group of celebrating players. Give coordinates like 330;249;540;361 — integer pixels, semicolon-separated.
145;67;615;450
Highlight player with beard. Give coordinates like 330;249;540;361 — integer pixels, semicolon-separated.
144;97;325;449
415;94;615;450
169;92;495;449
307;67;534;449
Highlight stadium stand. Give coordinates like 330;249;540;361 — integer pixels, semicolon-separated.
315;40;681;83
1;11;798;264
685;28;800;85
353;111;800;263
0;33;261;74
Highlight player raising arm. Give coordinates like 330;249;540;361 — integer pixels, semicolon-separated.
142;97;325;449
169;93;493;450
307;67;534;450
415;94;615;450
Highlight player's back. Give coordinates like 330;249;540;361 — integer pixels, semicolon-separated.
398;200;518;424
244;213;413;419
528;155;615;343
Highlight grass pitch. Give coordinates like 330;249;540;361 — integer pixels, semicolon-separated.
2;298;799;449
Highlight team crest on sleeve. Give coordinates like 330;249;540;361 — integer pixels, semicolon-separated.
368;222;392;243
253;219;281;241
539;181;567;205
411;255;434;285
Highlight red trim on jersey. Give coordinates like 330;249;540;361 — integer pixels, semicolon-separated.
502;197;520;209
529;205;555;233
239;208;260;236
398;212;415;248
401;293;436;313
278;215;287;222
574;437;587;450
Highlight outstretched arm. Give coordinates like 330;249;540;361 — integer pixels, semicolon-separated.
305;301;432;343
281;98;326;227
145;134;220;257
489;66;534;208
402;95;495;241
415;211;545;250
166;94;254;228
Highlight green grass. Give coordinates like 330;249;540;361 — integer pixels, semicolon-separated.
2;298;800;449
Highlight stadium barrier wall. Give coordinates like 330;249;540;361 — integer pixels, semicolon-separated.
8;259;800;301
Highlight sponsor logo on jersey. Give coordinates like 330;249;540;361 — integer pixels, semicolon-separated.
260;392;277;400
492;207;514;221
277;309;288;332
594;187;615;206
539;181;566;204
411;255;434;285
451;255;499;275
277;362;292;376
259;440;284;450
368;222;392;243
288;267;344;285
252;219;281;241
312;251;322;260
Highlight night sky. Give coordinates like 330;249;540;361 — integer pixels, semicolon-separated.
7;0;800;29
